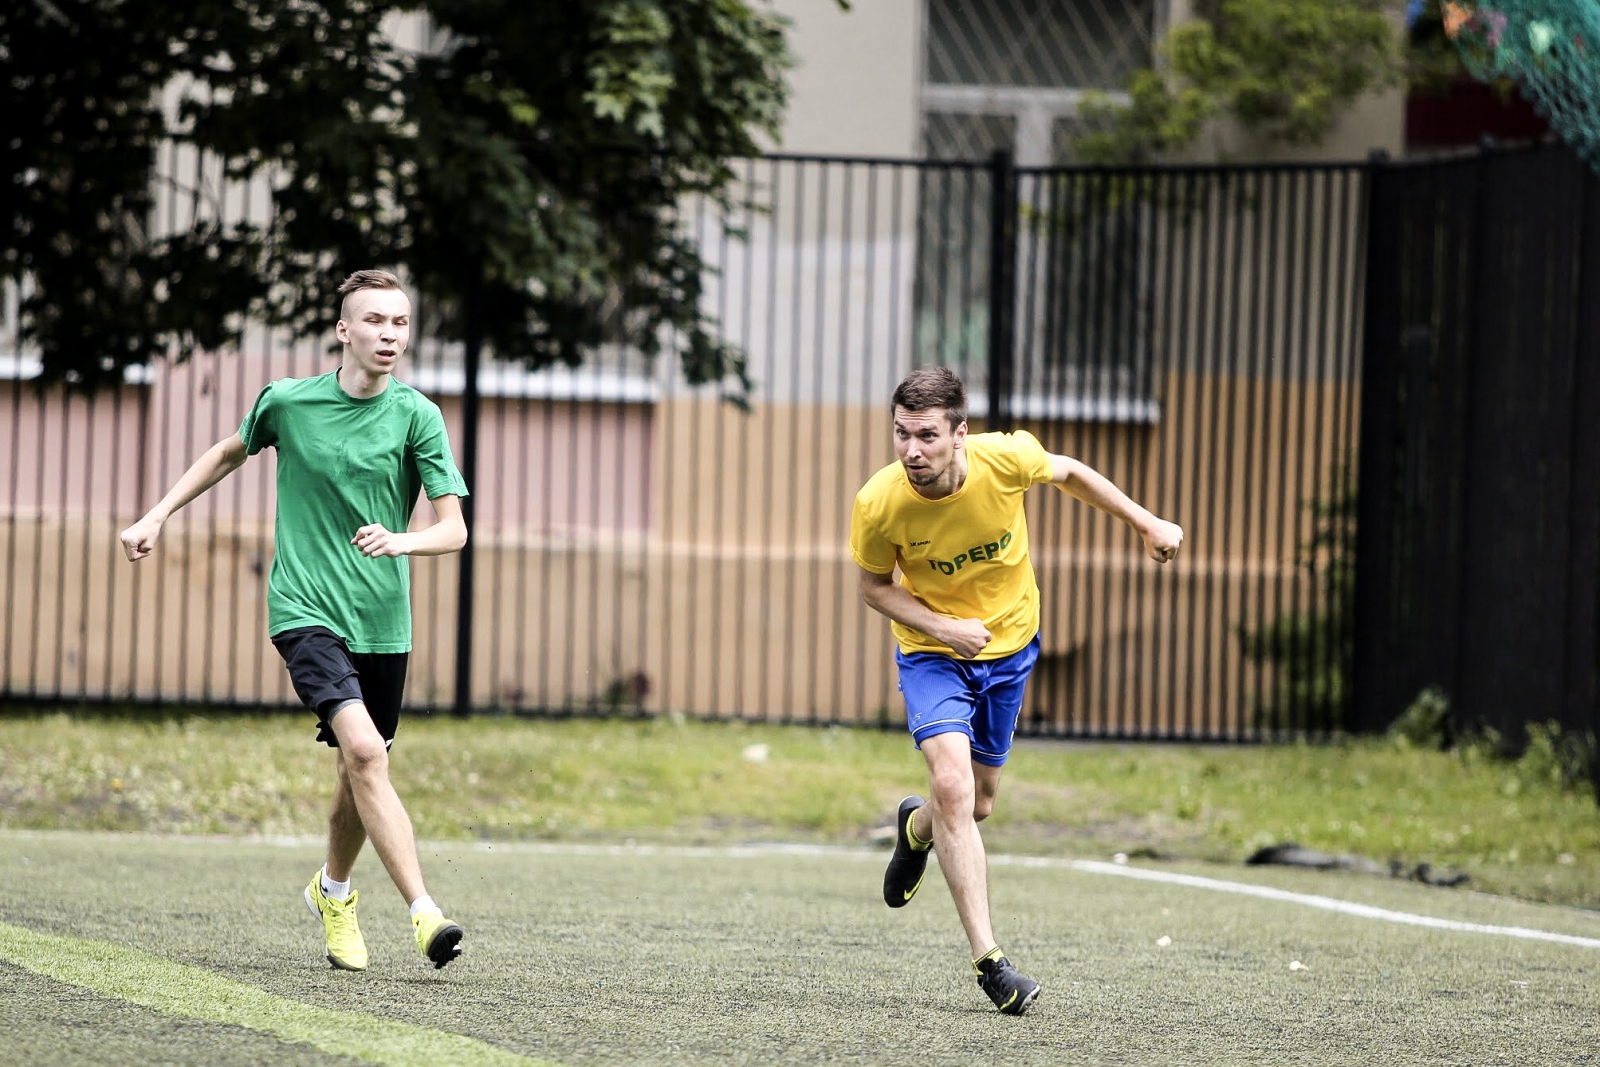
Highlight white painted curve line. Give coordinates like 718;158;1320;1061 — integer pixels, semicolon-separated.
1052;859;1600;949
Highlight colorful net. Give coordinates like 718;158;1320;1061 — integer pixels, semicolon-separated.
1442;1;1600;167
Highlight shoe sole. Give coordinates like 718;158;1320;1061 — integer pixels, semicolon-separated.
1002;984;1042;1016
304;886;366;972
883;794;929;909
421;922;464;970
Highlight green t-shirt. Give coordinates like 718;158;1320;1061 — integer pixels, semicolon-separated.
239;371;468;653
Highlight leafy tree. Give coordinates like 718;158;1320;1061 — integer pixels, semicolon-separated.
4;0;804;395
1077;0;1399;164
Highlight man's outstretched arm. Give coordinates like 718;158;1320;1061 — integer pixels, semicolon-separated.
352;494;468;559
1047;453;1184;563
119;433;249;561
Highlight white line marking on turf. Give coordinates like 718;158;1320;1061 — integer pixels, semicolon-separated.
0;921;559;1067
447;840;1600;948
1048;859;1600;950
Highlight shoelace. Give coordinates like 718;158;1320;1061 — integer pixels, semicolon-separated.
323;892;359;936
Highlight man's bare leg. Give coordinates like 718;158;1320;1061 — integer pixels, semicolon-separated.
327;702;426;904
909;732;1006;959
324;754;367;884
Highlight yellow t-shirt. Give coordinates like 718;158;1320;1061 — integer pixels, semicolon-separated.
850;430;1054;658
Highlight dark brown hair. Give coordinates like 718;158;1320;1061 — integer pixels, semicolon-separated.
892;366;967;429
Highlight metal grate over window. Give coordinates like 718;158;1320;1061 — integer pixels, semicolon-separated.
925;0;1158;90
917;2;1165;415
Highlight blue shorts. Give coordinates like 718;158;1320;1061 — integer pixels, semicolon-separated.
895;633;1042;767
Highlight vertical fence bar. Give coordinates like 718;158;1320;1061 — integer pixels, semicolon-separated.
1572;170;1600;803
854;163;881;723
986;149;1017;429
452;280;482;718
3;358;21;697
757;157;782;719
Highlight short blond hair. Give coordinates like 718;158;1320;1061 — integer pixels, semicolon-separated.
338;269;405;317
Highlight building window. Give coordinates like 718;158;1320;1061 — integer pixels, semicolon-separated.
921;0;1160;165
915;0;1163;421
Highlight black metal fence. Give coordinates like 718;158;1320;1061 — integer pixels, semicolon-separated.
2;150;1368;738
1355;142;1600;762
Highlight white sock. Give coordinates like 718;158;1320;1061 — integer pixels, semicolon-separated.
320;868;351;901
408;894;439;917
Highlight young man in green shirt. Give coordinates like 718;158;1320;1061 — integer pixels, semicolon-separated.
120;270;470;971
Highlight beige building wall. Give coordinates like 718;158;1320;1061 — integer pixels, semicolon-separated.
769;0;921;156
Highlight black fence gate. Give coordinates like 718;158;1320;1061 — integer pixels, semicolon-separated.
1355;142;1600;761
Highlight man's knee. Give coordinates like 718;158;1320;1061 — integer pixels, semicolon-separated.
339;733;390;778
928;765;976;814
973;798;994;822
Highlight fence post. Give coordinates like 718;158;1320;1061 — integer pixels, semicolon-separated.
1576;167;1600;806
452;278;482;719
986;148;1017;429
1350;150;1401;735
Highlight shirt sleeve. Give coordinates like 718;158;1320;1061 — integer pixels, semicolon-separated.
1008;430;1055;487
409;399;470;500
238;383;278;455
848;488;897;574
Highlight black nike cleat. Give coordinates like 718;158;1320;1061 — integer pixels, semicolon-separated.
976;954;1041;1015
882;794;931;908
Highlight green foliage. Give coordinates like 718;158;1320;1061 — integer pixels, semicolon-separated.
1076;68;1218;165
1387;685;1452;750
1387;685;1597;802
1237;468;1357;733
4;0;805;395
1513;721;1598;798
1077;0;1400;164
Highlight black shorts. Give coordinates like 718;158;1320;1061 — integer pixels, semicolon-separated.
270;626;409;748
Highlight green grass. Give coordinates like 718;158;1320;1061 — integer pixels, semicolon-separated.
1;709;1596;908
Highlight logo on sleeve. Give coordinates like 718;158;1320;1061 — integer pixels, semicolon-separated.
926;531;1013;575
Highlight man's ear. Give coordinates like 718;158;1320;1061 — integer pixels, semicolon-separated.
335;319;350;344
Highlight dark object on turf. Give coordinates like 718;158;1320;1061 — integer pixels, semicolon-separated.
1248;842;1469;888
1247;842;1384;875
976;955;1041;1016
1390;858;1472;888
883;795;931;908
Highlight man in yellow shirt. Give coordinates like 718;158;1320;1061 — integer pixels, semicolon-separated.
850;367;1183;1015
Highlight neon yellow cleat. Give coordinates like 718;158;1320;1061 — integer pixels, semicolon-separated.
304;872;368;971
412;908;464;970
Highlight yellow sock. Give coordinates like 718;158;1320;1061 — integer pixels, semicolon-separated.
906;809;932;851
973;946;1004;972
